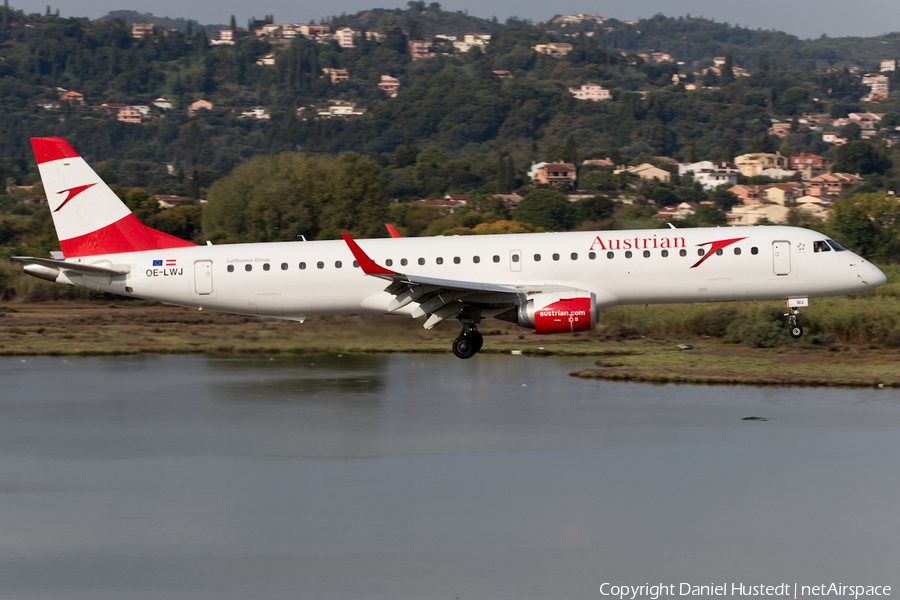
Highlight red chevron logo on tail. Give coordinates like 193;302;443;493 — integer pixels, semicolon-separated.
53;183;97;213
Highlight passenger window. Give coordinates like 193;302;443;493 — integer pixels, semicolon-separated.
227;265;234;272
493;255;500;263
716;248;723;256
453;257;460;264
643;250;650;258
661;250;668;257
335;261;342;268
751;247;759;255
401;258;408;266
814;241;831;252
245;264;252;272
317;261;324;269
386;259;393;267
625;251;632;258
552;253;560;261
589;252;596;259
418;258;425;265
698;249;705;257
679;249;687;257
263;263;270;271
571;253;578;260
299;262;306;270
607;251;614;259
436;257;443;265
281;262;288;270
473;256;480;264
733;248;741;255
512;254;519;263
534;254;541;261
353;261;359;268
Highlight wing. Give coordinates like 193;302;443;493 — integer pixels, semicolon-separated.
341;234;579;329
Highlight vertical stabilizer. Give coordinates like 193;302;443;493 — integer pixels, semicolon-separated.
31;137;196;257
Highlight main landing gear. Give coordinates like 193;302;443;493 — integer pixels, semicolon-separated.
452;324;484;359
785;306;803;339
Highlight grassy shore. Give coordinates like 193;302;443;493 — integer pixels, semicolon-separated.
1;296;899;387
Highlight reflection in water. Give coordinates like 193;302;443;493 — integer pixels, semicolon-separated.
1;354;899;600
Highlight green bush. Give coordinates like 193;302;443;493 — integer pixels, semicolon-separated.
725;312;789;348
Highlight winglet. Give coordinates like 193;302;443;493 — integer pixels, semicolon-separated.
341;233;397;276
385;224;402;238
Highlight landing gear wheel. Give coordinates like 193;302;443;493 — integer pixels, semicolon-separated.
790;325;803;339
471;330;484;353
452;324;482;359
785;306;803;340
453;335;477;359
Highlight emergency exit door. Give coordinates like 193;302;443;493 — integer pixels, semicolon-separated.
194;260;213;294
772;241;791;276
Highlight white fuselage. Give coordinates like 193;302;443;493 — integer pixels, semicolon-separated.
56;226;885;323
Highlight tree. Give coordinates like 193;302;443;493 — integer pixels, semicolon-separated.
512;188;576;231
833;141;891;175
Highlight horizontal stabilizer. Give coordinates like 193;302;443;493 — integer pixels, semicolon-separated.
13;256;129;276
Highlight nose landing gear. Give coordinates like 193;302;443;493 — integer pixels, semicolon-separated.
452;324;484;359
785;306;803;339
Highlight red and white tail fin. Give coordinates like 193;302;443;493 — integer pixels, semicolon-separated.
31;137;196;258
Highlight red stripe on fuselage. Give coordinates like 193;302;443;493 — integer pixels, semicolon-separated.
31;137;80;165
59;213;196;257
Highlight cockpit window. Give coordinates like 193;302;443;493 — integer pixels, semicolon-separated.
826;239;847;252
813;241;831;253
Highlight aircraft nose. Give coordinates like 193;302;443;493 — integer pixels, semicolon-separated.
869;264;887;288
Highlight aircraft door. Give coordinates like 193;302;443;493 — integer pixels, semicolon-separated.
510;250;522;272
194;260;213;295
772;241;791;276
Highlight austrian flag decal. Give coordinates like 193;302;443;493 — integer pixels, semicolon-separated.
152;259;177;266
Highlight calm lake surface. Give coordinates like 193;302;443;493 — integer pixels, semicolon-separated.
1;353;899;599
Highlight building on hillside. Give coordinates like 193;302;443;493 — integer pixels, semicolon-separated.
377;75;400;95
789;153;828;180
408;40;435;59
534;43;573;57
653;202;696;221
678;161;739;190
322;68;349;83
861;73;890;102
60;91;84;104
528;162;577;185
117;107;143;124
95;103;128;116
806;173;864;196
727;203;790;226
453;33;490;53
822;133;848;145
188;99;214;114
713;56;726;66
365;31;386;42
734;152;788;177
153;97;173;110
568;83;611;101
582;158;615;168
240;107;271;120
729;184;765;205
768;122;793;138
254;24;281;37
256;54;276;66
615;163;671;183
34;99;61;110
334;26;358;48
316;102;366;118
759;167;798;179
762;184;802;205
131;23;154;38
211;29;235;45
493;70;512;78
881;59;897;72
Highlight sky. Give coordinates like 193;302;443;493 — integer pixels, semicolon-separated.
13;0;900;39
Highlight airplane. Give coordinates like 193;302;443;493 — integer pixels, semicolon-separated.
15;137;888;358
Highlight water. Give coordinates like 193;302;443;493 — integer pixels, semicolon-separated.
1;354;899;599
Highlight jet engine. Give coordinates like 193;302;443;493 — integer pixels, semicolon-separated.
500;291;598;335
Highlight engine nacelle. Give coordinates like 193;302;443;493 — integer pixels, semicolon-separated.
516;291;598;335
